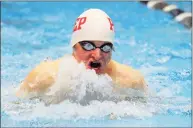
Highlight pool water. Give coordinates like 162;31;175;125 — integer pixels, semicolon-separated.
1;1;192;127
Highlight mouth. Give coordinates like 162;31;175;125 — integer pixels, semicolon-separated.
89;61;101;69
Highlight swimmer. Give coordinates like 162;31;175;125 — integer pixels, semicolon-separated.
16;9;148;99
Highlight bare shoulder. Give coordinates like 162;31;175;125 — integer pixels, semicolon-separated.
108;60;147;91
16;57;63;98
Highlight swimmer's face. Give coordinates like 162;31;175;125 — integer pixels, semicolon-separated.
73;41;113;74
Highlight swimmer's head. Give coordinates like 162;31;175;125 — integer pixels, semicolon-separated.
70;8;115;47
71;9;115;74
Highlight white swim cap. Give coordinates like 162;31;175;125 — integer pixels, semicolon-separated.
70;9;115;47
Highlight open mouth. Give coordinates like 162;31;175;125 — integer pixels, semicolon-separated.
89;61;101;68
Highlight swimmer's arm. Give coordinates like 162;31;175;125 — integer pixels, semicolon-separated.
111;60;148;91
16;62;57;98
119;68;147;91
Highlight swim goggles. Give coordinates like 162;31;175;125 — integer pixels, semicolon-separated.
78;41;114;53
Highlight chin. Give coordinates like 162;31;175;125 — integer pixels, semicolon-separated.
94;68;105;74
94;69;102;74
86;66;103;74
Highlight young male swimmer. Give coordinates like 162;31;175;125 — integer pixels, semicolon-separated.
16;9;148;99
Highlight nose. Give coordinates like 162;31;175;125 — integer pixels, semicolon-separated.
92;48;102;60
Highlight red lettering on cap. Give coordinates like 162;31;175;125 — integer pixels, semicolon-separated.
107;18;114;31
73;17;87;32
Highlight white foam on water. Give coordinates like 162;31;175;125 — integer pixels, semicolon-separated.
157;56;171;64
40;55;145;105
1;55;191;122
140;63;168;76
1;14;191;125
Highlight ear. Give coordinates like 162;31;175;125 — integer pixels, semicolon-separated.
72;44;78;56
73;44;77;51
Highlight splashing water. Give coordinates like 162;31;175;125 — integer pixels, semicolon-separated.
2;55;191;125
1;1;191;127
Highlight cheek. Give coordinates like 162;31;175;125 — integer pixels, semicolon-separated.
75;50;90;61
103;53;112;63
